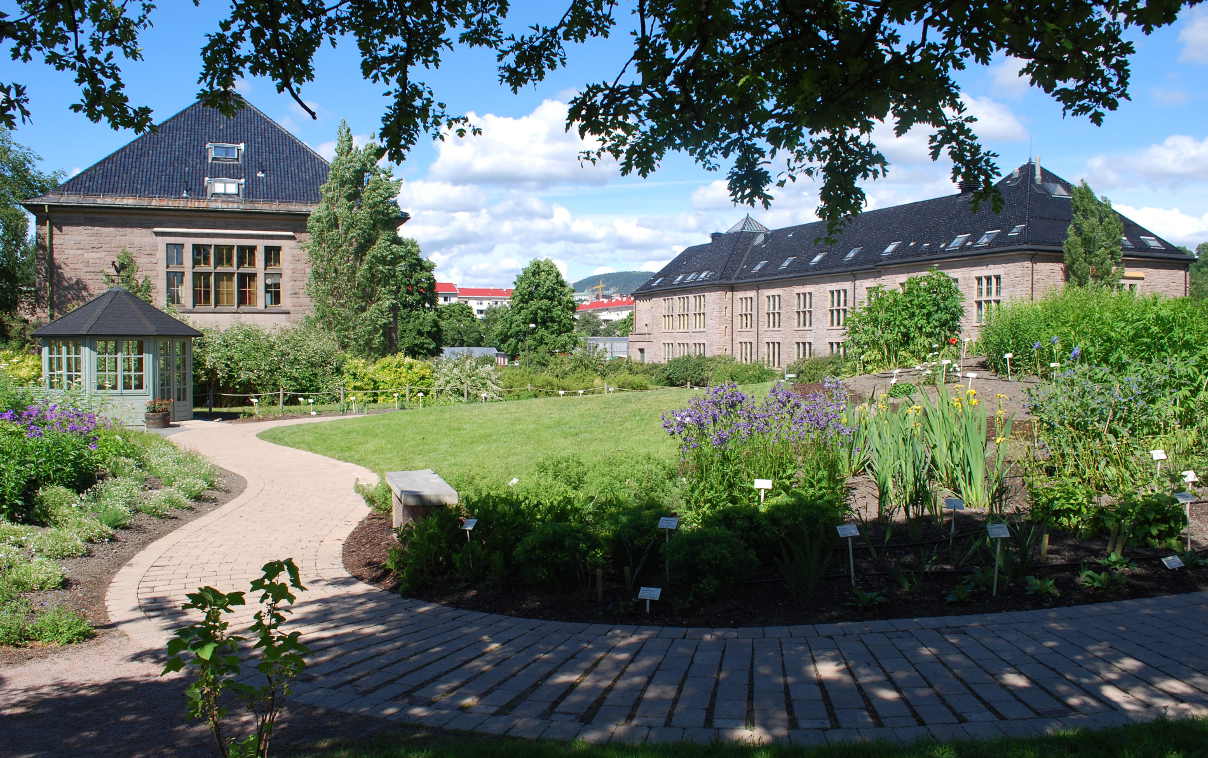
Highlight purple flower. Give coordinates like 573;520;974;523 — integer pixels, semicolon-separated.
1070;346;1082;360
1050;336;1059;345
1032;341;1042;350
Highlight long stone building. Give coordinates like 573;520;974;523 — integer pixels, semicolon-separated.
23;96;352;329
629;161;1193;366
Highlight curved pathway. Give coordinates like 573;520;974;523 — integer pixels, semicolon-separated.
102;418;1208;746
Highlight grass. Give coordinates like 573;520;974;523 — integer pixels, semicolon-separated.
293;717;1208;758
259;385;744;486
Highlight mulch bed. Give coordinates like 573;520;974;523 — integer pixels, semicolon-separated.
343;504;1208;628
0;466;246;667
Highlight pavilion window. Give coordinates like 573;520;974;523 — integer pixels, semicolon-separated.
46;340;82;390
95;340;119;391
121;340;146;391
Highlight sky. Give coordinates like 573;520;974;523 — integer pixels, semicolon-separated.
9;4;1208;288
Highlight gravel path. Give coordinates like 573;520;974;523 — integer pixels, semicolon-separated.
4;416;1208;754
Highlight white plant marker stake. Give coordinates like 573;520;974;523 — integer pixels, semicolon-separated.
836;523;860;586
966;372;978;391
637;586;661;614
941;359;952;383
508;477;519;487
1151;449;1167;477
1175;491;1196;551
754;478;773;504
1049;361;1060;378
1183;470;1199;484
987;522;1010;596
1003;353;1014;382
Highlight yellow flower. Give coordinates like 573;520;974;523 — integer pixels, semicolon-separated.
970;398;979;406
994;436;1006;444
966;388;977;396
995;393;1007;400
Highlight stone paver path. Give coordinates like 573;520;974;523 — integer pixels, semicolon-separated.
102;418;1208;745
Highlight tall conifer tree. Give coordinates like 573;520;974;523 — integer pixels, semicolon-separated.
1063;181;1123;287
305;123;440;357
497;259;577;359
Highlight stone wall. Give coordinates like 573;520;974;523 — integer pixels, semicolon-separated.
32;204;312;328
629;251;1190;365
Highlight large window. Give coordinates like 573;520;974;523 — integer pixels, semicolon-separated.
157;340;188;402
738;296;754;330
178;242;282;309
975;275;1003;323
215;273;236;307
764;341;781;368
264;246;281;269
237;245;256;269
676;296;690;331
828;288;848;327
166;243;184;267
738;341;754;363
794;341;812;360
765;295;781;329
238;273;258;307
192;272;212;306
265;274;282;307
692;295;706;329
166;271;184;305
795;292;812;328
46;340;83;390
95;339;144;392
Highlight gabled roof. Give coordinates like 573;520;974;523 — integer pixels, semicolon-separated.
636;161;1193;295
457;287;512;298
577;297;635;312
435;282;459;294
33;288;202;338
27;96;328;209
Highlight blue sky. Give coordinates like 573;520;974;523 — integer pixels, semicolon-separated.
10;4;1208;287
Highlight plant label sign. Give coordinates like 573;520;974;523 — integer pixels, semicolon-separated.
753;479;773;490
944;497;965;511
1183;470;1199;484
987;523;1010;539
658;516;680;530
1162;556;1184;570
461;518;478;531
836;524;859;538
508;477;519;487
784;373;797;380
637;586;662;601
1003;353;1014;359
1151;449;1168;461
1175;492;1196;504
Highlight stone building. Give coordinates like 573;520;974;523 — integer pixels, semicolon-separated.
629;161;1193;366
23;96;338;329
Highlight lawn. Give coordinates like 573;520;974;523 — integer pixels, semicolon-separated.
258;385;743;485
294;717;1208;757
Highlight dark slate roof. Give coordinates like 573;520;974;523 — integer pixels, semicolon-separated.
637;161;1193;295
33;288;202;338
33;96;328;205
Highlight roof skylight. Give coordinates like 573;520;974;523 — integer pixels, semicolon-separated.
1008;224;1025;237
882;241;902;256
651;277;663;286
810;252;826;265
779;256;797;269
751;260;768;272
919;242;932;251
1121;236;1134;249
673;274;684;283
843;247;862;261
946;233;971;250
1140;236;1164;249
685;272;699;282
974;229;1001;247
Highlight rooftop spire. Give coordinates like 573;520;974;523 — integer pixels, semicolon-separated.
725;214;769;234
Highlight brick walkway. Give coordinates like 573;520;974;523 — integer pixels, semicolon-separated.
107;418;1208;746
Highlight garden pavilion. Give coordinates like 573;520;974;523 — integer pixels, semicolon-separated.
32;287;201;425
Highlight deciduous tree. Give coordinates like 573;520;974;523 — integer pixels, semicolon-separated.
1;130;58;327
2;1;1192;229
1188;243;1208;300
1063;181;1123;288
305;123;441;358
497;260;577;359
437;302;484;347
102;249;152;302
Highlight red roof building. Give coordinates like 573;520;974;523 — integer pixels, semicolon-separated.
576;296;635;322
435;282;513;315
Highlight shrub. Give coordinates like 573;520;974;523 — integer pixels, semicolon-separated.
0;403;102;522
887;381;916;399
844;269;964;371
91;477;143;513
707;357;779;385
30;528;88;558
63;515;113;543
33;485;79;526
0;521;38;547
0;598;33;644
513;522;598;592
386;507;464;593
141;488;189;517
25;605;93;645
659;355;711;387
0;348;40;385
608;373;651;391
0;555;66;593
981;287;1208;375
785;354;844;383
355;478;392;514
434;355;502;401
94;503;132;529
1028;477;1096;533
369;354;434;392
173;477;209;501
1100;492;1187;553
665;526;757;607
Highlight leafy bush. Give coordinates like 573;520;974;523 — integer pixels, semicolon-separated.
0;348;40;384
63;515;113;543
844;269;964;371
355;478;392;514
1027;363;1181;442
386;507;464;593
30;528;88;558
1099;492;1187;553
194;322;348;404
0;555;66;593
785;355;845;383
887;381;916;399
0;403;102;522
434;355;502;401
93;503;132;529
173;477;209;501
760;470;848;598
665;526;756;607
1028;477;1096;533
659;355;711;387
657;355;776;387
513;522;598;591
35;485;81;526
24;605;93;644
609;373;651;391
981;287;1208;374
141;487;189;517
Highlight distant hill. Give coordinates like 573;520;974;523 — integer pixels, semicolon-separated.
572;271;654;296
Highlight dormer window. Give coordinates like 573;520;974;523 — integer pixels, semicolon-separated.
1139;236;1164;249
1008;224;1025;237
208;143;243;162
751;260;768;272
206;178;243;198
947;233;971;250
779;256;796;269
1121;236;1134;249
974;229;1001;247
882;241;902;256
810;252;826;265
843;247;862;261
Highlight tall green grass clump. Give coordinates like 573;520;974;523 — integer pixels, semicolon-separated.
981;287;1208;374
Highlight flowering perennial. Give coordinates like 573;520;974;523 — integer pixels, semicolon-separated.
0;403;100;448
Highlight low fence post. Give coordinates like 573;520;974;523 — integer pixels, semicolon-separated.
278;387;284;410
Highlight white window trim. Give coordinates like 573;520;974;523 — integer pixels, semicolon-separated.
207;142;245;162
205;177;245;198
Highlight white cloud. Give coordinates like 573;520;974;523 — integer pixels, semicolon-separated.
1179;8;1208;63
988;56;1030;97
1115;203;1208;247
960;95;1028;142
69;167;82;177
233;78;253;95
428;99;618;188
313;133;373;161
1152;87;1190;106
1086;135;1208;189
591;266;616;275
